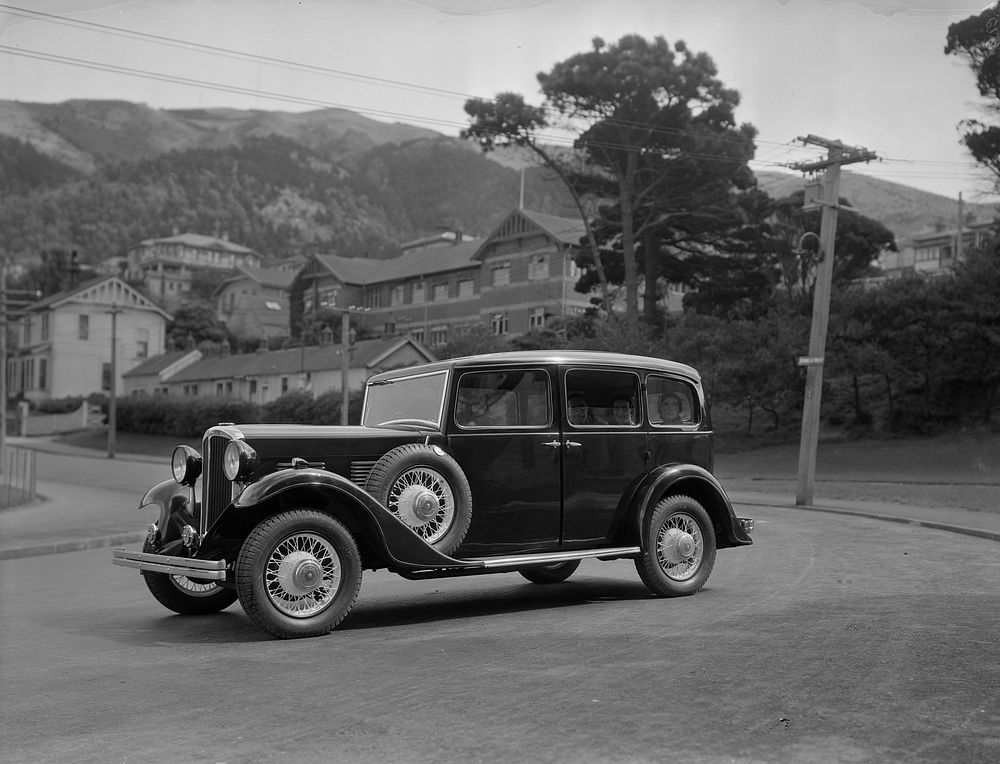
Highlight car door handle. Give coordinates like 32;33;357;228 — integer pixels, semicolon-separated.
564;440;582;448
542;440;562;448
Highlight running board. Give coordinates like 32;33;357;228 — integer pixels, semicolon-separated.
463;546;641;569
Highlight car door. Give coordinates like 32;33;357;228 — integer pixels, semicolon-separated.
559;366;646;548
448;365;563;556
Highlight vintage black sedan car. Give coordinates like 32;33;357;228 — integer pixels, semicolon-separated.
113;350;753;639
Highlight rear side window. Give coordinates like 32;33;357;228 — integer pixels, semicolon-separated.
647;375;700;426
564;369;642;427
455;369;551;428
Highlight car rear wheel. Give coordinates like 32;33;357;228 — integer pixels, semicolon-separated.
236;510;362;639
141;542;238;615
365;444;473;555
635;495;716;597
519;560;581;584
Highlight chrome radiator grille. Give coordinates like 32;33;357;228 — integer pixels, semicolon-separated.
201;432;238;534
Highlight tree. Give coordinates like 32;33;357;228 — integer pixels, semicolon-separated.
766;191;896;302
465;35;757;328
946;10;1000;185
166;302;229;350
462;93;614;310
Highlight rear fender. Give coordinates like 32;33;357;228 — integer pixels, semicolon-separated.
140;479;197;547
625;464;752;549
225;468;467;570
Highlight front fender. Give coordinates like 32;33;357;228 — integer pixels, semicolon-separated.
140;479;197;547
232;468;469;570
625;464;752;549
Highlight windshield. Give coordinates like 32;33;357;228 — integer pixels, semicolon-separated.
362;370;449;428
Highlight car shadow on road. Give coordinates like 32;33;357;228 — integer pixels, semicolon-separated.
342;575;655;631
84;577;661;644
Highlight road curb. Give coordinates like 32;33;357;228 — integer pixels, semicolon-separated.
733;498;1000;543
0;532;146;561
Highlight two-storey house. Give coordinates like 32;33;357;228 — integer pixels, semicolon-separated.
293;209;592;349
7;276;172;402
212;266;296;340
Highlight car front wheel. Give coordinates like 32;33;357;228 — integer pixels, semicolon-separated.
236;510;362;639
635;495;716;597
141;541;238;615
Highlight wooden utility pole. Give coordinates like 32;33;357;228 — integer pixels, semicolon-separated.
107;303;123;459
791;135;877;506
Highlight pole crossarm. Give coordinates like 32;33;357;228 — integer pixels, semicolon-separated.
790;134;877;173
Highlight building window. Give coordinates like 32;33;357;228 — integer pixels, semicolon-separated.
432;283;449;301
249;379;258;401
39;359;47;390
430;326;447;346
216;382;224;396
318;287;338;308
528;255;548;280
281;376;289;394
365;289;384;309
135;328;149;359
102;362;111;391
528;307;547;329
491;263;511;287
491;312;509;335
390;285;404;306
410;329;425;343
457;279;474;298
412;282;425;303
41;313;50;341
23;317;31;345
78;315;89;340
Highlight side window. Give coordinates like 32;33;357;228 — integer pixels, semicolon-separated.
455;369;550;428
564;369;641;428
647;375;699;426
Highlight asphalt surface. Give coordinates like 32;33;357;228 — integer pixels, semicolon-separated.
0;435;998;561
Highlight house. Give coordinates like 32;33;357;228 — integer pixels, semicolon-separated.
7;276;172;402
160;337;435;403
122;349;202;396
880;219;995;278
212;266;296;340
292;208;592;349
126;232;263;309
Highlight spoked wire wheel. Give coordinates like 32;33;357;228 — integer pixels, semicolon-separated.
386;466;456;545
635;495;716;597
170;576;227;597
365;444;473;554
655;511;704;581
236;510;363;639
263;531;342;618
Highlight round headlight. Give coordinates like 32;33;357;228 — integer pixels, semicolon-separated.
223;440;258;481
171;446;202;485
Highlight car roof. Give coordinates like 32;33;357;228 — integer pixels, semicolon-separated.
367;350;701;384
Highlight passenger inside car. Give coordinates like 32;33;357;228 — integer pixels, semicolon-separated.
611;396;635;425
567;393;606;425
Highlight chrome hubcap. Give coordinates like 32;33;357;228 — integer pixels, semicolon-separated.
276;551;325;596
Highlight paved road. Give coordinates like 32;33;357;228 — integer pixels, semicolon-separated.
1;505;998;763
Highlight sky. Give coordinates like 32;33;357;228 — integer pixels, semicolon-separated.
0;0;994;204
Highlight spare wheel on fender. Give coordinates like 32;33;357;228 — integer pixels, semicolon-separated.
364;444;473;554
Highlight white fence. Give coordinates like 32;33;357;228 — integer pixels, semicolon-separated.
17;402;104;437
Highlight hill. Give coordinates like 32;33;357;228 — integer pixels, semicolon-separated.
755;169;996;241
0;99;993;267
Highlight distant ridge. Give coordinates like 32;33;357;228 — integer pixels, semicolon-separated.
0;99;995;260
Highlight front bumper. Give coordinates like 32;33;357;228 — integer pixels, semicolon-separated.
112;548;227;580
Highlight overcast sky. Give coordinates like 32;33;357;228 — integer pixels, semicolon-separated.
0;0;993;203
